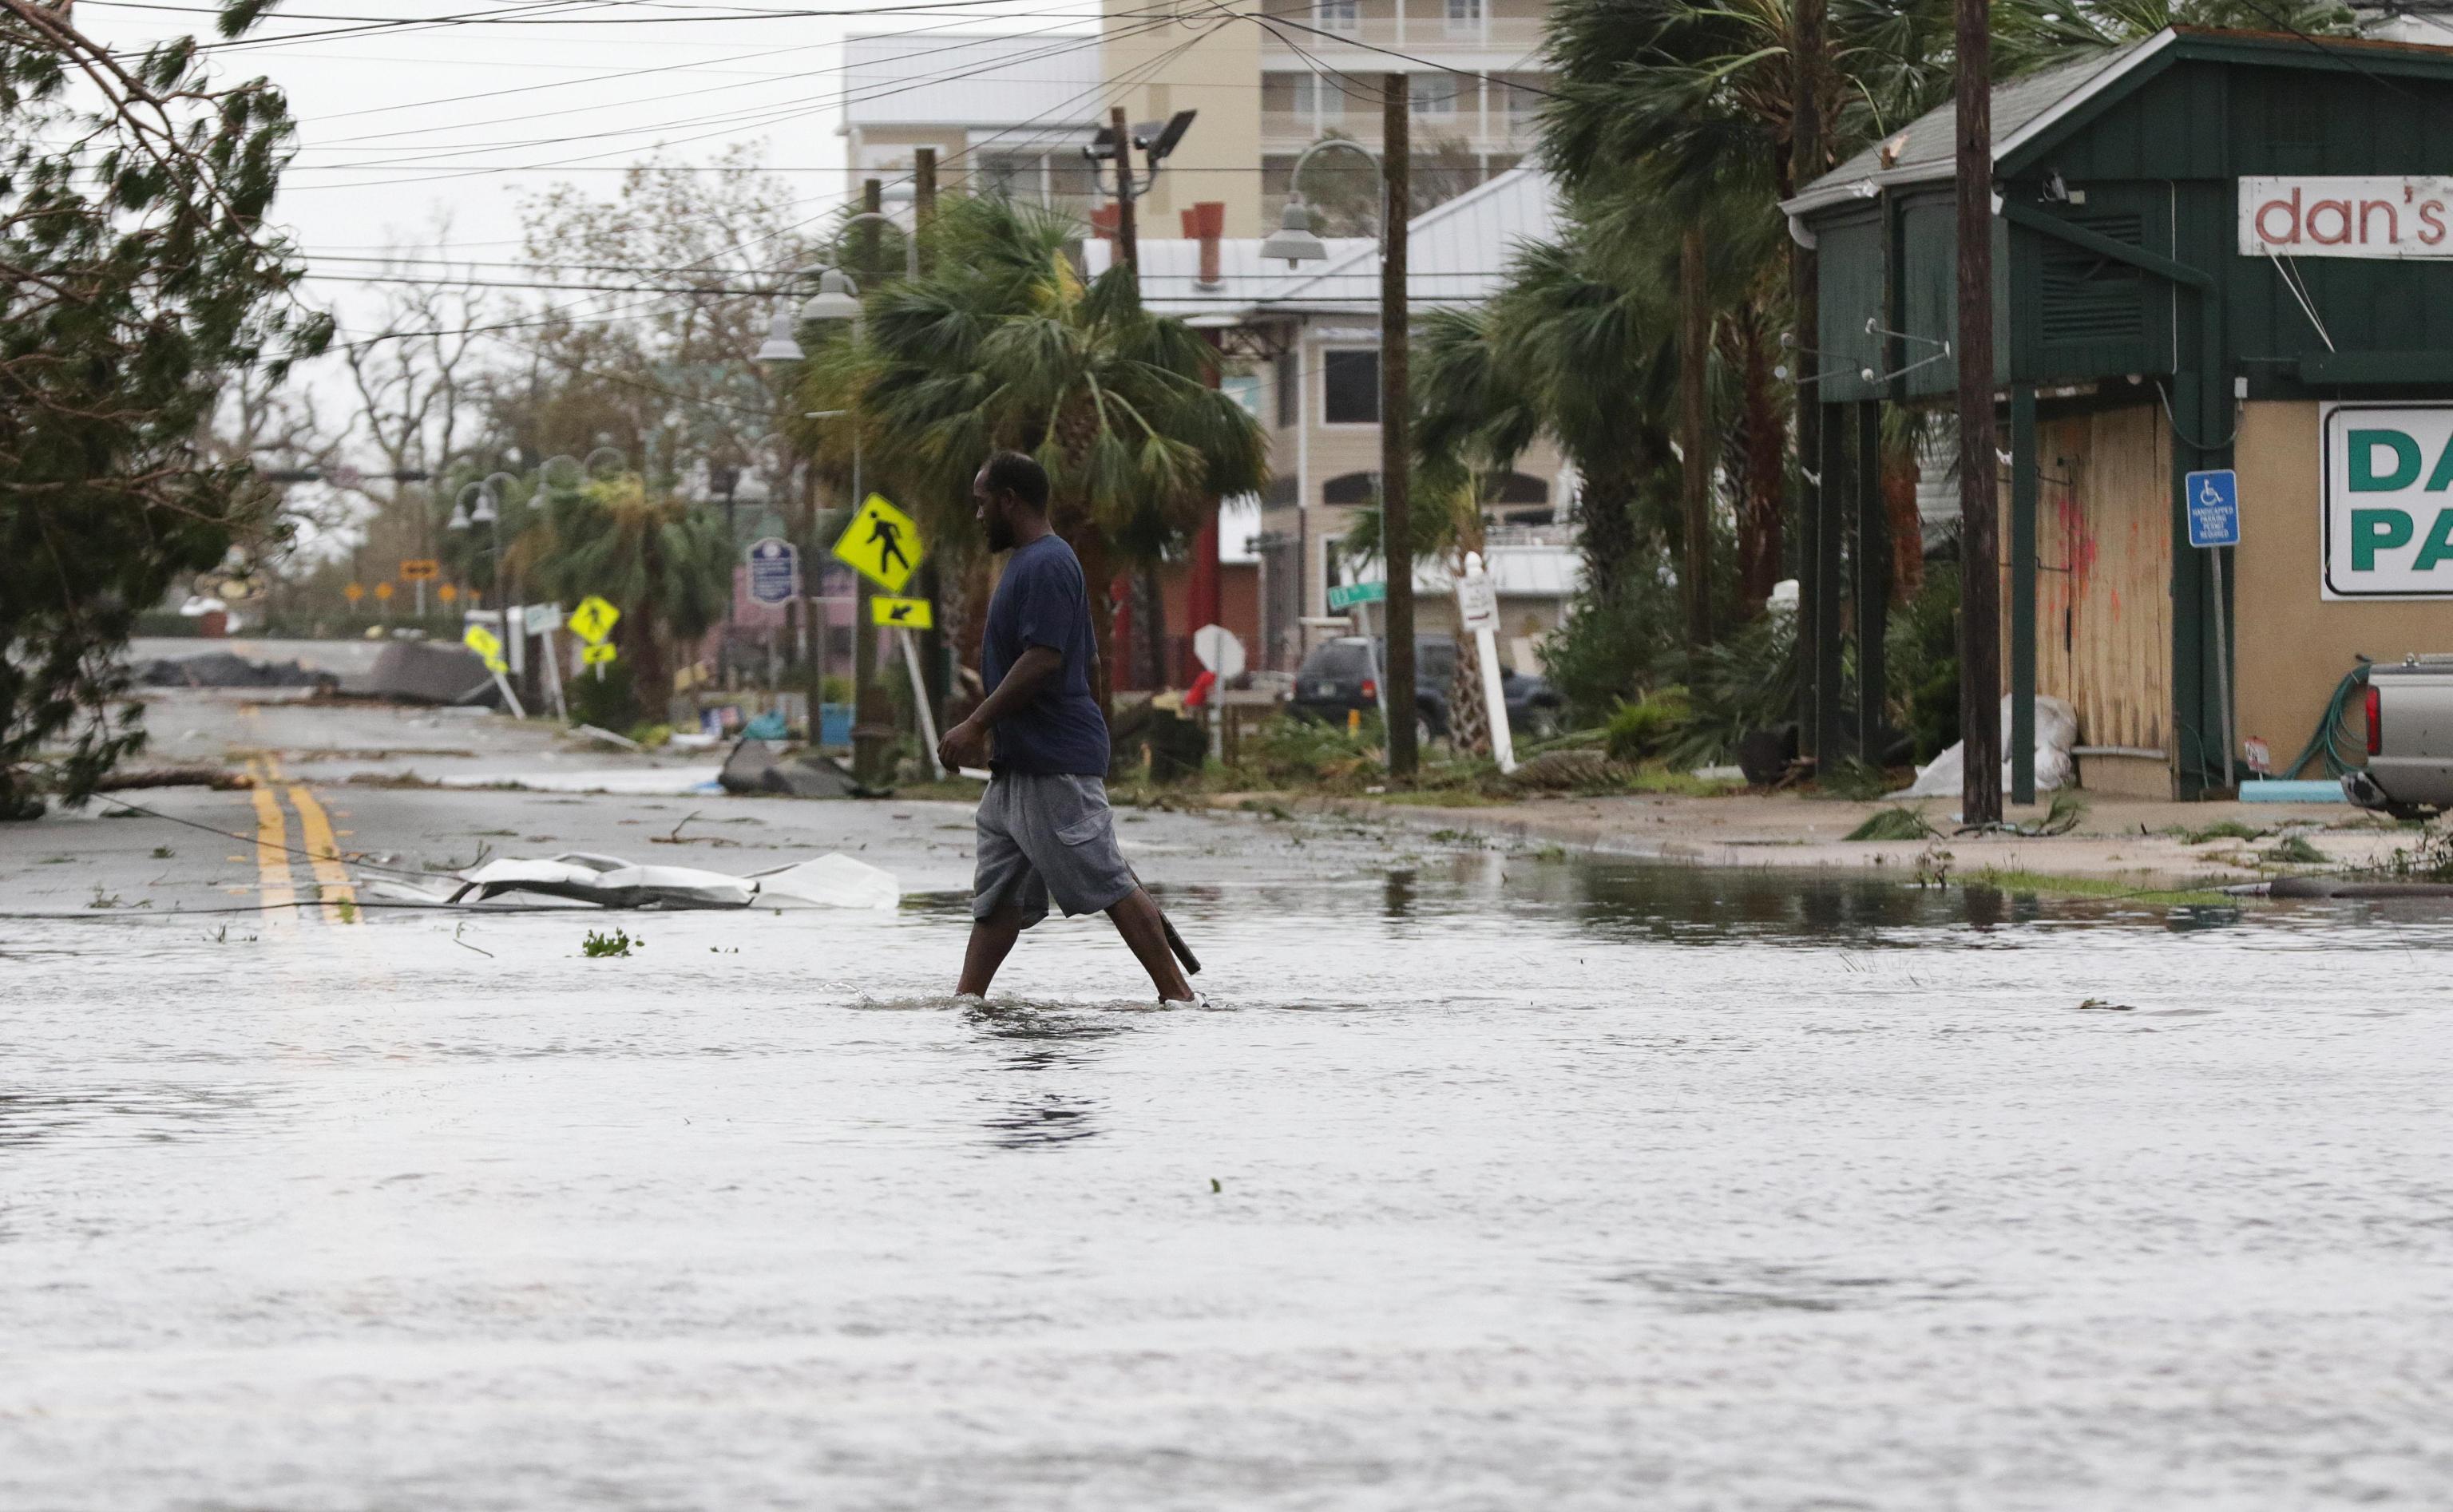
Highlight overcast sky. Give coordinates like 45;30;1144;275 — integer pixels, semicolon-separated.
81;0;1099;341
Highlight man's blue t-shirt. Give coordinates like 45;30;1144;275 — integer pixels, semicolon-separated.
981;532;1111;775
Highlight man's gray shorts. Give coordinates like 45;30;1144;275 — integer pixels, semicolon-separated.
972;771;1137;928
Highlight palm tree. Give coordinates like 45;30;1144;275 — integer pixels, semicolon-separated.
530;472;731;715
793;195;1269;713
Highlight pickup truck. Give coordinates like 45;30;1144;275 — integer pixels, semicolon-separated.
2342;658;2453;817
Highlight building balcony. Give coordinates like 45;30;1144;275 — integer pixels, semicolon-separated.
1261;111;1538;154
1260;15;1546;59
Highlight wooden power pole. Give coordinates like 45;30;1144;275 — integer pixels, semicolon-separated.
1792;0;1824;760
1381;73;1416;778
1955;0;2003;823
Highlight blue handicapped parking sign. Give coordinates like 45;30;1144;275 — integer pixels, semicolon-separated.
2186;469;2240;548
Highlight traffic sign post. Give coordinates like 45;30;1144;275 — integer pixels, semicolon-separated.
1331;579;1389;728
833;495;929;785
832;494;924;593
2186;469;2241;790
463;622;526;718
569;594;620;681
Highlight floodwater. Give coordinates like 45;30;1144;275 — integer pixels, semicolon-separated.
4;842;2451;1509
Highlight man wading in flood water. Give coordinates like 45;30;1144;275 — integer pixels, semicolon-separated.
937;451;1194;1003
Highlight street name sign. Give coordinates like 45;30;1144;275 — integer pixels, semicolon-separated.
1328;580;1385;611
2321;402;2453;598
746;537;799;606
871;596;933;629
2186;469;2240;548
833;493;923;593
569;594;620;643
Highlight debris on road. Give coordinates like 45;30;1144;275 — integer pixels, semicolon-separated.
351;641;497;706
86;766;254;794
719;739;862;799
370;849;898;911
138;651;335;691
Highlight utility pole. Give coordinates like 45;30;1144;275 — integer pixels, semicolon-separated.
1381;73;1416;778
1955;0;2003;824
913;145;949;720
1110;106;1139;275
850;176;889;787
1680;225;1711;652
1792;0;1824;761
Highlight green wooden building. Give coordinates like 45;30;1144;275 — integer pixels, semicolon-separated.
1781;26;2453;799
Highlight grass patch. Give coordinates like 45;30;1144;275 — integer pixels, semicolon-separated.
2179;819;2265;844
1369;787;1504;807
1970;868;2233;906
1621;763;1744;797
2261;835;2329;865
890;778;990;803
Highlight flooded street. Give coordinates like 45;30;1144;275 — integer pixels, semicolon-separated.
6;756;2451;1509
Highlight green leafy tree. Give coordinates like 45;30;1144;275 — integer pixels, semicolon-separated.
2;0;328;816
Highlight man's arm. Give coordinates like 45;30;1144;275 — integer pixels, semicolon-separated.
939;644;1062;770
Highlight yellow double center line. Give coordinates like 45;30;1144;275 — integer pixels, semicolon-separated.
245;758;359;924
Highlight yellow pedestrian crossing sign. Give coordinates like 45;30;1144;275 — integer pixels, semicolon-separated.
581;642;617;667
462;624;508;674
870;596;933;629
834;493;923;593
569;594;620;643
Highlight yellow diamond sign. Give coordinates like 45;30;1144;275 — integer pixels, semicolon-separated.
870;596;933;629
833;493;923;594
569;594;620;644
462;623;508;674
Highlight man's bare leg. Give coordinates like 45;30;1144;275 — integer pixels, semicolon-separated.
957;903;1027;998
1108;887;1193;1002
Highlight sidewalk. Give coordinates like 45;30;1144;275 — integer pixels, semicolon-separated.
1255;787;2413;890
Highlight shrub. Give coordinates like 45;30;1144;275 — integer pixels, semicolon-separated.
1604;685;1693;763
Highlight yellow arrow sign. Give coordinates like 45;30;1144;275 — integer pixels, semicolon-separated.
569;594;620;643
870;595;933;629
833;493;923;594
462;623;508;674
581;642;617;666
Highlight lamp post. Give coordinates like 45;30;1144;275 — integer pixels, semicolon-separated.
1262;91;1415;777
757;230;898;782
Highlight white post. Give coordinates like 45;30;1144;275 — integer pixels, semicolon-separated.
539;627;569;721
491;667;527;721
1460;552;1515;774
899;626;944;779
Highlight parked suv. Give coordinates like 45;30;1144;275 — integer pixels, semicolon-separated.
1290;635;1563;743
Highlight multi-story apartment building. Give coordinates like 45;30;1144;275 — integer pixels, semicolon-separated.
1101;0;1554;239
837;31;1111;213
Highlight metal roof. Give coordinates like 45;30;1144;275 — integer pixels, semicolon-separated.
1081;236;1377;318
1785;27;2453;220
842;30;1105;129
1238;165;1563;316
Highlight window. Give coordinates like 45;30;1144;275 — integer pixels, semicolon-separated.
1315;0;1357;34
1445;0;1483;33
1409;73;1460;117
1500;74;1544;123
1275;348;1300;428
1322;350;1380;425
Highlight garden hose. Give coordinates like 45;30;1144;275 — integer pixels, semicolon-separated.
2280;662;2371;780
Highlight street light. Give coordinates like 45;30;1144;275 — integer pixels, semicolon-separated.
1262;136;1385;267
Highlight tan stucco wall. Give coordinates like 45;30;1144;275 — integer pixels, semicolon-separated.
1101;2;1263;236
2233;401;2453;764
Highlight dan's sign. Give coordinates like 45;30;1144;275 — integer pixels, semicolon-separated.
2242;176;2453;259
2322;403;2453;599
